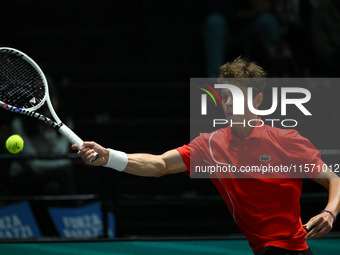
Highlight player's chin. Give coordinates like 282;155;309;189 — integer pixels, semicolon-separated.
226;114;240;122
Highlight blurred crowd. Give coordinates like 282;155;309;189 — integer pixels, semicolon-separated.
202;0;340;77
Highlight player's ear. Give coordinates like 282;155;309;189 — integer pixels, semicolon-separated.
254;93;263;109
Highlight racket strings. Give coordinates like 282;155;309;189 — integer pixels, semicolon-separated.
0;52;46;109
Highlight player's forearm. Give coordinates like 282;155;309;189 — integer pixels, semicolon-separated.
76;142;185;176
123;154;167;177
324;178;340;216
315;168;340;216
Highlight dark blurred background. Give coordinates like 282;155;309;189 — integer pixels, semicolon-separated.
0;0;339;239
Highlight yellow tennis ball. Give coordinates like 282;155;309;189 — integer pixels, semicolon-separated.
6;134;24;154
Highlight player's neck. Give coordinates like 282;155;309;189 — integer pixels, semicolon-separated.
230;114;258;140
231;125;254;141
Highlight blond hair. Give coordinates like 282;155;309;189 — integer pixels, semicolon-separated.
218;57;267;94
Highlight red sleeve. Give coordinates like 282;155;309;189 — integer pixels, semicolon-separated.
175;134;207;177
284;130;325;179
176;144;191;175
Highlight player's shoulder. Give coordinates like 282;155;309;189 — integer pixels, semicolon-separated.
196;128;228;140
190;128;228;147
263;125;303;141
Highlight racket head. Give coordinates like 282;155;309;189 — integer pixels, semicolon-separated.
0;47;49;112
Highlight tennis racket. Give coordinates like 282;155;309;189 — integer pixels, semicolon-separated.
0;47;98;162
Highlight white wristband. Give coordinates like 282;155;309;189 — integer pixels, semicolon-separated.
104;149;128;171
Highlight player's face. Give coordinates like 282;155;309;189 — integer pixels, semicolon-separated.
220;86;257;122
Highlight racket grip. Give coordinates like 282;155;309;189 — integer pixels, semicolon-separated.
58;124;83;148
58;124;99;162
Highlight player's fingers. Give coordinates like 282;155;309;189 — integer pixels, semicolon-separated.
71;144;78;150
73;142;95;151
305;223;322;239
75;141;107;166
81;141;97;150
306;221;332;239
77;147;90;159
305;213;333;239
315;224;332;237
308;227;331;239
303;217;320;232
85;149;96;162
78;147;95;160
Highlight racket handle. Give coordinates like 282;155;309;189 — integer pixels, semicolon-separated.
59;124;83;148
58;124;98;162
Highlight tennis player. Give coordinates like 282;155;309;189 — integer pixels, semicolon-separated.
73;57;340;255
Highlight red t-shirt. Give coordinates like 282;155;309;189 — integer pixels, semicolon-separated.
176;123;324;253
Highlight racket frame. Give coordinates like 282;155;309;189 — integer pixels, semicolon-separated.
0;47;97;161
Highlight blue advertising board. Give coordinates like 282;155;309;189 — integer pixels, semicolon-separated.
48;201;115;238
0;201;41;238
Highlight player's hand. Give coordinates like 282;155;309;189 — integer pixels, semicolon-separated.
72;141;109;166
303;211;334;239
